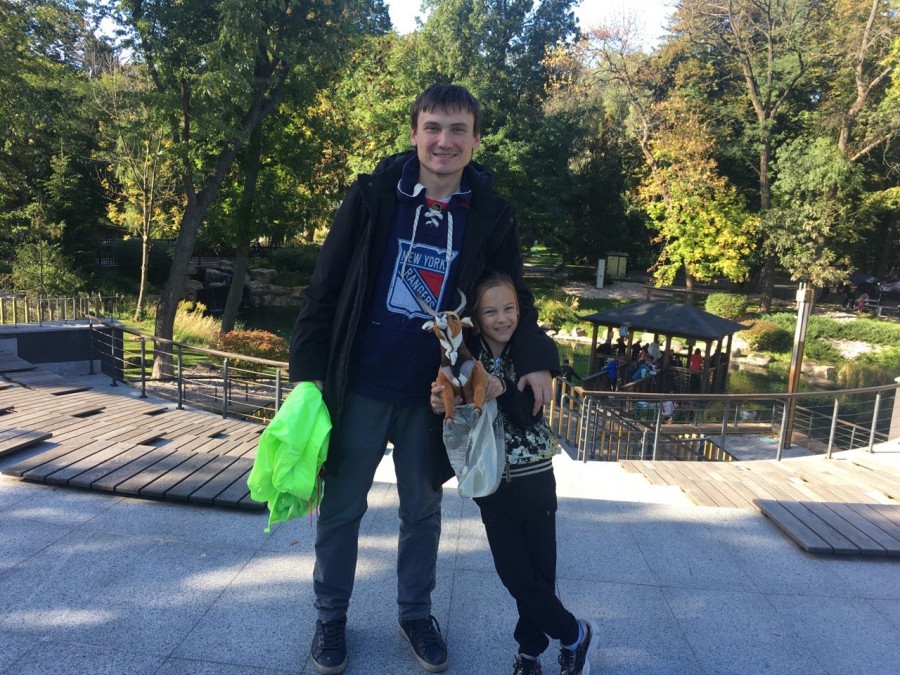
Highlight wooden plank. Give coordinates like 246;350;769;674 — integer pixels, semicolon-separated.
778;501;860;555
165;453;240;501
1;436;106;477
825;503;900;556
754;499;834;554
189;459;254;504
115;451;197;496
799;501;888;556
866;503;900;530
90;448;179;492
20;440;118;481
0;429;52;457
138;452;219;499
44;442;144;486
213;465;256;508
68;444;159;489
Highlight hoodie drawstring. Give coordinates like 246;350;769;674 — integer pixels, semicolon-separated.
400;203;454;288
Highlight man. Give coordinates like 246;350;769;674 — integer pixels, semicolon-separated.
289;84;557;674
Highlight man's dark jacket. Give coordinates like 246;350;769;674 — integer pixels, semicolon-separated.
288;151;558;486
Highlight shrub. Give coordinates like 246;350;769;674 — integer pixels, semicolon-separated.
262;246;319;287
536;295;581;328
740;320;792;352
705;293;749;320
217;329;288;372
803;340;842;364
173;301;220;346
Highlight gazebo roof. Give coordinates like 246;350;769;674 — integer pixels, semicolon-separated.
581;302;747;341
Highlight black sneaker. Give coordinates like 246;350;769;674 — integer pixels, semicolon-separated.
310;618;347;674
558;620;598;675
514;654;543;674
398;615;448;672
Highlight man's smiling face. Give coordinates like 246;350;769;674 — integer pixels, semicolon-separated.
410;107;481;189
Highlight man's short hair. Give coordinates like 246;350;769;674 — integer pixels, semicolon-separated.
411;84;482;136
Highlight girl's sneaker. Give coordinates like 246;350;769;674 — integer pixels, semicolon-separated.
513;654;543;674
558;619;598;675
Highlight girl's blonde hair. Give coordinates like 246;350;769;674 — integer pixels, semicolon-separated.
472;272;518;332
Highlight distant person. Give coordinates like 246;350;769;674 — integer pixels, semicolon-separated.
647;340;661;361
689;348;703;393
855;293;869;312
661;399;675;424
556;358;581;403
598;357;618;391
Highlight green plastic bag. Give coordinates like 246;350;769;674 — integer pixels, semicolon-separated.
247;381;331;531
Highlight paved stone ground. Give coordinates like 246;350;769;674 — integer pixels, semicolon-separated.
2;436;899;674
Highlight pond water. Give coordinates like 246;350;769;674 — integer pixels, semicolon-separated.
240;307;805;393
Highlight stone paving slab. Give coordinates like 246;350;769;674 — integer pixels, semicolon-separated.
1;451;899;674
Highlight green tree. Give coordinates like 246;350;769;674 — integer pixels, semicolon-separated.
768;136;866;289
92;57;181;320
638;98;757;287
114;0;387;376
673;0;823;310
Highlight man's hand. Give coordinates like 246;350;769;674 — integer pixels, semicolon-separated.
517;370;552;415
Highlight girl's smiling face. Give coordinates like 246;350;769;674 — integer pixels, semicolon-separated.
476;283;519;356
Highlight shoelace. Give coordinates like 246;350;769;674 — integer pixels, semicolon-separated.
318;622;345;650
558;649;575;672
408;615;444;650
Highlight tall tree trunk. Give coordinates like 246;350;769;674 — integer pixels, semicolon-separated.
135;233;150;322
757;136;776;313
220;242;250;334
152;202;206;379
220;127;262;334
876;212;896;278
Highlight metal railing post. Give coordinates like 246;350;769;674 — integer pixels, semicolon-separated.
652;404;662;461
275;368;282;413
868;393;881;453
177;346;184;410
222;358;229;419
140;339;147;398
109;329;118;387
720;401;730;451
827;398;839;459
87;318;95;374
777;399;788;460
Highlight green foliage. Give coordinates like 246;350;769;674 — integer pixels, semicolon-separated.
535;295;581;328
637;97;758;286
768;136;866;288
705;293;749;320
217;329;289;371
109;239;174;288
837;361;898;389
764;313;900;347
802;340;842;365
173;301;220;346
262;246;319;287
11;241;84;295
740;320;792;353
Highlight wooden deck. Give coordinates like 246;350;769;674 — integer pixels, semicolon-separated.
0;352;264;511
621;454;900;556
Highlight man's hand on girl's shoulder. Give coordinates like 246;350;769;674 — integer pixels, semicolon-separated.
517;370;551;415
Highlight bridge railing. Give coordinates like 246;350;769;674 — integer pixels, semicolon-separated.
0;295;121;325
551;377;897;462
87;316;289;425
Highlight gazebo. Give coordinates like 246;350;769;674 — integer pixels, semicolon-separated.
581;301;747;394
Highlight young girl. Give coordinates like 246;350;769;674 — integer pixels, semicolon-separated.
431;273;598;675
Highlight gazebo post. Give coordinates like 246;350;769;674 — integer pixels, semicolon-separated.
662;335;673;391
589;323;600;374
702;342;713;394
713;338;724;393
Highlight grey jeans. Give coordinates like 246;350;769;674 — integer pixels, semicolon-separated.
313;391;443;622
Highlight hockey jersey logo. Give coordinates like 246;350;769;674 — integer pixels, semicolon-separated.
388;239;458;318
